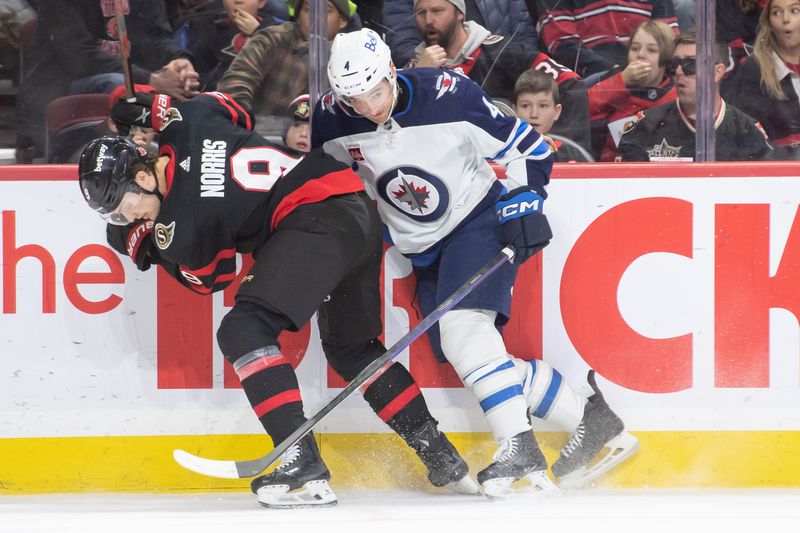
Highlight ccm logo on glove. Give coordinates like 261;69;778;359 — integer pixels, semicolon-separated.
496;190;544;222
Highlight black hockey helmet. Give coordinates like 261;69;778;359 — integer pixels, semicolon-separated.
78;136;149;223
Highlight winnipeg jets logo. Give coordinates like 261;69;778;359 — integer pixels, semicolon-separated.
154;221;176;250
377;167;449;222
435;71;458;100
393;175;430;213
179;156;191;172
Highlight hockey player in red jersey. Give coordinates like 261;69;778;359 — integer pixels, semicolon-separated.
77;90;478;508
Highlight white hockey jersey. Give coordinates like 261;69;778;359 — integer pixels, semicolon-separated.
311;68;552;255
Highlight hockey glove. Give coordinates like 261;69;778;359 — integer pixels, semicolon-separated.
106;219;160;271
496;186;553;264
110;91;173;136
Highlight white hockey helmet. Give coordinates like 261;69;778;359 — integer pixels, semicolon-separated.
327;28;396;102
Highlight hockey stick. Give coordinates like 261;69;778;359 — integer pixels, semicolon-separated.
113;0;135;101
173;246;517;479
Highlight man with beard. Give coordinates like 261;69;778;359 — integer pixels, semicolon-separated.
406;0;591;152
617;32;773;161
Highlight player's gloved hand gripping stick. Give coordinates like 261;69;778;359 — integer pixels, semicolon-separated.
174;246;518;479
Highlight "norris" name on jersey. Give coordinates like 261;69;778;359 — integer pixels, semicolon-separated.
201;139;227;197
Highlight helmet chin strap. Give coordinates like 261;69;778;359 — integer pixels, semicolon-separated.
139;160;164;202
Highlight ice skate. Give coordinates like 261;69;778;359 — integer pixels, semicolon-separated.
250;433;337;509
409;420;480;495
477;429;558;498
552;370;640;489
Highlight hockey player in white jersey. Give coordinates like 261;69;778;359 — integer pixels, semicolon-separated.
311;28;639;496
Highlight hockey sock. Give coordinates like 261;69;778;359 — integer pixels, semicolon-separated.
512;357;586;432
233;346;307;445
361;362;436;441
440;309;531;442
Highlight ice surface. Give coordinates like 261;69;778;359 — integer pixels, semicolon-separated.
2;489;799;533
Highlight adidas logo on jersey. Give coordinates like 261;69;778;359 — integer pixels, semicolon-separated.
179;157;191;172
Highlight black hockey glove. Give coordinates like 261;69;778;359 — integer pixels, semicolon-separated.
106;219;161;271
496;186;553;264
110;91;172;136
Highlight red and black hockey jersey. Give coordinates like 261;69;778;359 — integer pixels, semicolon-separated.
588;68;676;160
148;92;364;294
526;0;679;76
449;37;592;152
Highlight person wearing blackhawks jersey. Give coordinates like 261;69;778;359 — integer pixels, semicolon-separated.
314;28;640;497
77;90;478;509
588;20;678;161
617;31;773;161
406;0;592;153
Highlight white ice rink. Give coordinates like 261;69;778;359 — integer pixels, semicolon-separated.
2;489;799;533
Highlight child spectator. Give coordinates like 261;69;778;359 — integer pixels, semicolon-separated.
178;0;280;91
512;70;593;161
217;0;355;116
617;31;773;161
282;93;310;153
723;0;800;158
588;20;677;161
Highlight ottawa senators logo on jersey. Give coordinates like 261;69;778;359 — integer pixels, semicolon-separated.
154;221;176;250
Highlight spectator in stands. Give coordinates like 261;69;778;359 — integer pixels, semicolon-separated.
513;70;593;162
217;0;355;116
15;0;198;163
617;31;773;161
178;0;280;91
282;93;311;153
717;0;762;76
405;0;592;151
383;0;538;68
722;0;800;158
526;0;679;78
588;20;677;161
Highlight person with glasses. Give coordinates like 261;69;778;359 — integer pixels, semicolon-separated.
723;0;800;159
588;20;678;161
617;30;773;161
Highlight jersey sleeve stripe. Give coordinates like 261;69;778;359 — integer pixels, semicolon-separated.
270;168;365;231
493;121;530;160
182;248;237;276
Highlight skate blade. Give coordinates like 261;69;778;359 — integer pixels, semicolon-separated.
557;431;640;490
445;474;481;495
521;470;560;496
256;479;338;509
481;477;515;499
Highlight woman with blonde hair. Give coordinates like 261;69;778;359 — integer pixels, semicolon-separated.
724;0;800;157
588;20;678;161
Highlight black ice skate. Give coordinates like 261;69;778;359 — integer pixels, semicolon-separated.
476;429;558;498
551;370;640;489
408;420;479;495
250;432;337;509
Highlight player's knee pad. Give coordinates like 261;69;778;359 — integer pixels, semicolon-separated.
323;338;385;382
217;300;290;365
439;309;508;376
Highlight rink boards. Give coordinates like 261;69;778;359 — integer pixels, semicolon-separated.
1;162;799;493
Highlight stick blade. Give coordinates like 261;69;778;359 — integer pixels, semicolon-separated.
172;449;242;479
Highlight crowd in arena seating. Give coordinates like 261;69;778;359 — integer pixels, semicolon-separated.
2;0;798;164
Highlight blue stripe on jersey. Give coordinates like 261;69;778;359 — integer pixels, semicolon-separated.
479;385;524;412
493;121;529;160
471;360;516;384
532;369;562;419
517;132;550;158
394;73;414;119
